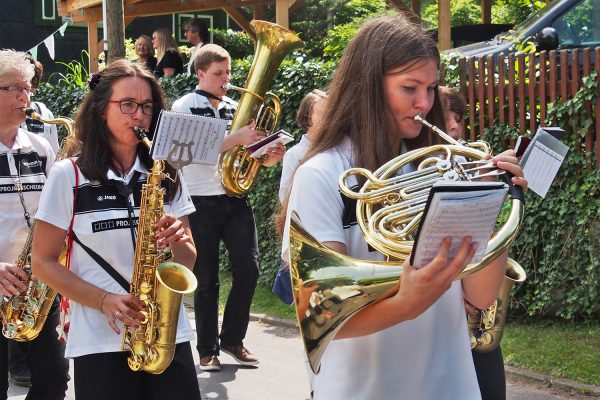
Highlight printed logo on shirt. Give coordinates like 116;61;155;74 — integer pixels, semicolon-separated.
25;118;44;134
92;217;139;233
22;160;42;169
0;183;44;193
97;194;117;201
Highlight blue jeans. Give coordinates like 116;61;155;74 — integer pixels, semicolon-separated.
272;260;293;305
188;195;259;357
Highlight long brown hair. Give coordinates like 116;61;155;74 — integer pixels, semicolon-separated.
66;59;180;200
276;13;446;235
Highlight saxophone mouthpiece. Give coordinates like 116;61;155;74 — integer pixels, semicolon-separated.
133;127;149;141
22;107;35;117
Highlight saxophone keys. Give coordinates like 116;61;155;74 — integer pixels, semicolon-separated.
3;322;17;338
26;297;39;312
22;314;35;327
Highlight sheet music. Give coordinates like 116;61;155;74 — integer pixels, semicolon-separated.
523;140;566;198
248;129;294;159
150;110;228;166
410;181;508;268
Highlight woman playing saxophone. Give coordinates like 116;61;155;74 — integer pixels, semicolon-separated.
0;48;69;400
31;60;201;400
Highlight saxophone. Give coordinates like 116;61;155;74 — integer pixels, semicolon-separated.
468;258;526;352
0;107;74;341
121;127;197;374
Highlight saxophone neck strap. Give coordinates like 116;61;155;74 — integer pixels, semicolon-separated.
71;232;130;292
110;171;142;251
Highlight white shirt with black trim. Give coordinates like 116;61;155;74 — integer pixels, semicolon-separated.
283;137;481;400
20;101;60;153
0;128;55;263
171;90;237;196
35;157;196;358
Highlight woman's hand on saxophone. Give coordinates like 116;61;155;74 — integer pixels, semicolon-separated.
0;263;29;296
155;213;193;249
100;292;146;335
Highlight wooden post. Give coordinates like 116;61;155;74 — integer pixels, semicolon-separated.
438;0;451;50
253;3;264;21
481;0;491;24
106;0;126;61
275;0;289;28
87;19;99;73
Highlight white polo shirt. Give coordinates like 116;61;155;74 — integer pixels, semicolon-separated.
36;157;196;358
171;90;237;196
283;137;481;400
0;128;55;263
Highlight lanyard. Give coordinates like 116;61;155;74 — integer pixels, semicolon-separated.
2;149;32;228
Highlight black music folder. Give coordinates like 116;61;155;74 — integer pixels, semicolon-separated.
409;181;508;268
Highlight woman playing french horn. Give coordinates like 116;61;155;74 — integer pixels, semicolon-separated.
279;14;527;400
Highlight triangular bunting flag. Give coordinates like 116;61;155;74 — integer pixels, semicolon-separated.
58;21;68;36
29;46;38;60
44;35;55;59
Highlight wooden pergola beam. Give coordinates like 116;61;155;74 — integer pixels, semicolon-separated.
65;0;102;13
222;6;256;39
438;0;451;50
275;0;289;28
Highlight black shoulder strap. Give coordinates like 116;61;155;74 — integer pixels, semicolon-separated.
71;232;130;292
110;171;142;249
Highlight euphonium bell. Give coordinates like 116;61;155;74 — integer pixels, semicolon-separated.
219;20;304;197
290;115;525;373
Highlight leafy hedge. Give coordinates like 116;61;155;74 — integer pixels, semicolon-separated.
482;73;600;320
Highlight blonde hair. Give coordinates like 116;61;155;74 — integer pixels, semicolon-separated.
0;49;34;82
153;28;179;61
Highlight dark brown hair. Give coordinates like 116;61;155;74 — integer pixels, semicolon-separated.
66;58;180;200
439;86;466;117
276;13;446;235
295;89;327;132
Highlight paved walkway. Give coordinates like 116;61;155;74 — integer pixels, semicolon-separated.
6;307;600;399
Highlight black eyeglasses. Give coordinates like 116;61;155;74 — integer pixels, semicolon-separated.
0;86;34;96
108;100;154;116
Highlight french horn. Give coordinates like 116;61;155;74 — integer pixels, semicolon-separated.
289;115;525;373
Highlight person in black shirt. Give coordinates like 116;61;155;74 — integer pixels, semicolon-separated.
152;28;183;77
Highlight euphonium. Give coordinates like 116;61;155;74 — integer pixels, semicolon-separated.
0;108;74;341
290;115;525;373
219;20;303;197
468;258;526;352
121;127;197;374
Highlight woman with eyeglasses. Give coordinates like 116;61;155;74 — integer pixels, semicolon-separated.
31;59;202;400
0;49;69;400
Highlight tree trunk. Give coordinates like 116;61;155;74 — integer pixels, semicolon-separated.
106;0;125;61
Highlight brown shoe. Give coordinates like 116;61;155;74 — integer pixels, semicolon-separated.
199;355;221;371
220;344;259;366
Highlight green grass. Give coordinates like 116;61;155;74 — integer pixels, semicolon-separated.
503;320;600;386
217;274;600;386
